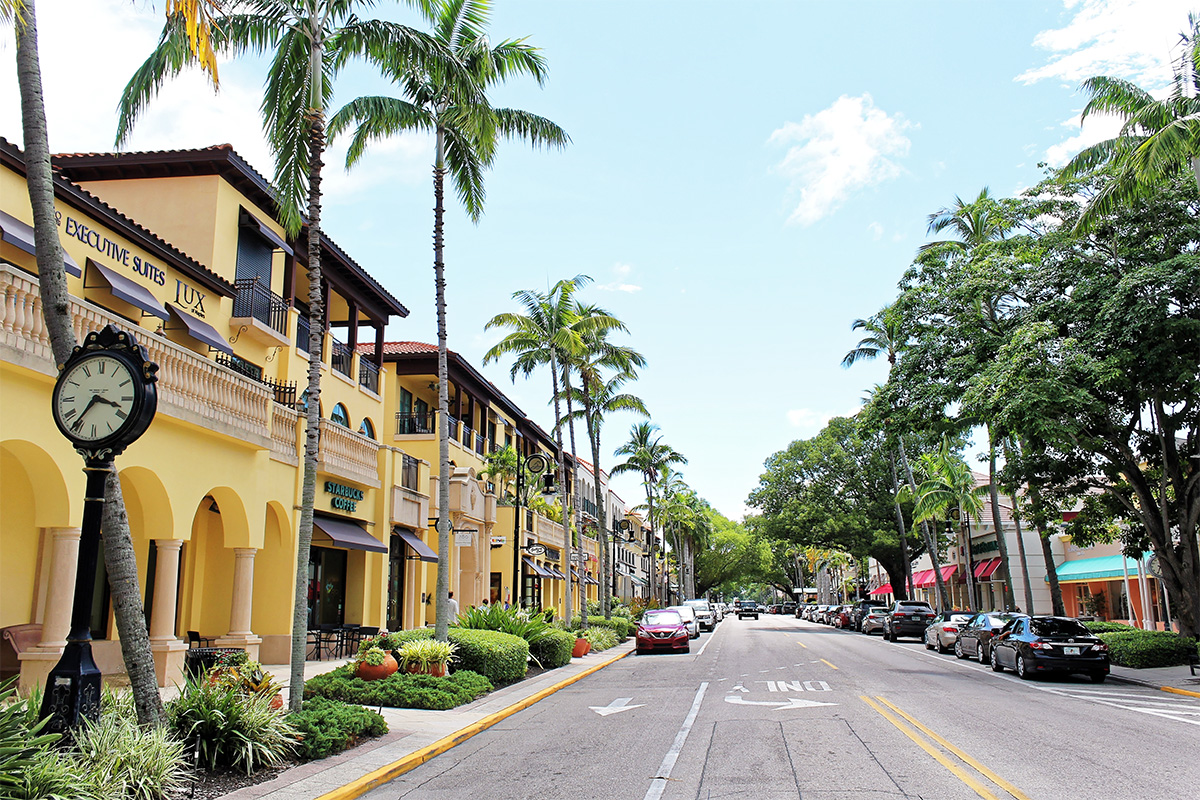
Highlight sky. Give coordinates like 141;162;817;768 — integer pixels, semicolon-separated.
1;0;1193;521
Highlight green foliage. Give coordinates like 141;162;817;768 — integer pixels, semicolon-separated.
1097;631;1199;669
0;678;60;796
577;616;632;640
286;696;387;761
398;639;457;670
582;626;618;651
303;665;493;710
455;603;553;644
448;628;529;684
166;675;297;775
528;628;575;669
1084;620;1137;633
360;646;388;667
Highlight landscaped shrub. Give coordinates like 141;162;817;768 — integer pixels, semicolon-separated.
449;628;529;684
1084;621;1139;634
0;678;59;797
583;625;618;651
287;696;388;761
167;675;297;774
580;616;632;640
457;603;553;643
529;628;575;669
1097;630;1199;669
303;665;493;709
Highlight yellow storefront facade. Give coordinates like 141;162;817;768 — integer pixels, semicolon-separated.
0;140;620;692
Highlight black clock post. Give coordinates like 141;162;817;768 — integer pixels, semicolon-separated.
43;324;158;735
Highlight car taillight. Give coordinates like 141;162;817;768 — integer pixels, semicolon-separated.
894;613;906;618
1030;641;1051;650
942;626;957;633
1091;642;1108;652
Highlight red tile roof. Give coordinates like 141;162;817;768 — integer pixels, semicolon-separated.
358;341;439;355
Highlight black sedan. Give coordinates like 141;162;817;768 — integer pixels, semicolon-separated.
954;612;1025;663
990;616;1110;682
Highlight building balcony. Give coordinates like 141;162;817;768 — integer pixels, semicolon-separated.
317;418;381;488
231;277;289;346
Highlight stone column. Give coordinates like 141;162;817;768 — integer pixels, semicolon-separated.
148;539;188;688
215;548;261;660
20;528;80;692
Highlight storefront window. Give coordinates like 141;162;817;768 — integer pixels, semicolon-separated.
307;546;347;628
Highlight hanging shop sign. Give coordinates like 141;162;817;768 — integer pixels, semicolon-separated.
455;532;475;547
325;480;365;512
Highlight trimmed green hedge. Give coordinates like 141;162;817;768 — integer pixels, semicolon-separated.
448;629;529;685
578;616;633;640
1084;621;1139;634
1097;630;1199;669
528;628;575;669
287;696;387;761
303;666;493;709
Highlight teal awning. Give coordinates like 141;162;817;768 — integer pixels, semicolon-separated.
1048;554;1145;584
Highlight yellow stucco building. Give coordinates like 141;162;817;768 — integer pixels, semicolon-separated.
0;140;602;692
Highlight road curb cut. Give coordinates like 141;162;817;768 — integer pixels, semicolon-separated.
315;646;633;800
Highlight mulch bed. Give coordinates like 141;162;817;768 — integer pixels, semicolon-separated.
184;761;296;800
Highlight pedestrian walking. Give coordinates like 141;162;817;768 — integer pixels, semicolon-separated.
448;591;459;618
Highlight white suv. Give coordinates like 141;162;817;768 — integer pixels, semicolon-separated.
684;599;716;632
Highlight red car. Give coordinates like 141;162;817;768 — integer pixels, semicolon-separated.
636;609;691;654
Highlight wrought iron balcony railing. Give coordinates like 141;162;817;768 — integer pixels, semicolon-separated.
232;278;288;336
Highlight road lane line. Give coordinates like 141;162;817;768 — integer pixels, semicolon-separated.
820;658;839;670
873;696;1032;800
644;682;708;800
694;630;716;658
796;640;808;648
859;695;999;800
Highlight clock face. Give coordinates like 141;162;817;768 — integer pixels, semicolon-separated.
54;354;139;443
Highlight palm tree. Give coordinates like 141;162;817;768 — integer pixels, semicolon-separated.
330;0;568;640
1064;14;1200;231
119;0;442;708
920;187;1010;252
484;276;603;624
611;422;686;605
565;368;647;616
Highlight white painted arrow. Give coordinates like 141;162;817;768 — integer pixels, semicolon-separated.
590;697;645;716
724;696;838;710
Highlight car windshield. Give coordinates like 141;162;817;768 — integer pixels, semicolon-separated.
948;614;973;624
987;615;1016;627
643;610;683;626
1030;618;1091;637
670;606;696;621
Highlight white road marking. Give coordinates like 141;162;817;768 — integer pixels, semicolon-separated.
590;697;645;716
724;695;837;710
644;683;708;800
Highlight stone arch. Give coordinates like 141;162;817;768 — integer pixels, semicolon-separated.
118;466;173;544
253;501;295;649
207;486;252;548
1;439;73;528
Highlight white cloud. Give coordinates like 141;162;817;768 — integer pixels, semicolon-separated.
785;408;833;431
613;262;633;277
868;222;884;240
1043;113;1124;167
769;94;913;227
1018;0;1191;88
597;261;641;293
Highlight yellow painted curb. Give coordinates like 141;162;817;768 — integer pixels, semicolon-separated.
316;647;633;800
1160;685;1200;698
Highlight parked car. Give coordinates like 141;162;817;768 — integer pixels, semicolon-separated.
635;609;691;655
884;600;935;641
990;616;1110;682
735;600;759;620
860;606;890;635
923;612;974;654
684;599;716;632
668;605;701;639
832;606;854;629
955;612;1026;663
781;602;797;616
795;603;811;619
849;600;878;629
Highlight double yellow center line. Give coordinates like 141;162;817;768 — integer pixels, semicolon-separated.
860;695;1030;800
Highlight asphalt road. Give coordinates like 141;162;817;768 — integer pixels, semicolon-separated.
363;614;1200;800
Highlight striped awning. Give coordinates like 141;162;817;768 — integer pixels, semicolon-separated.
1047;554;1146;584
974;558;1003;580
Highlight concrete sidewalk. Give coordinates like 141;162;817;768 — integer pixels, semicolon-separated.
1107;661;1200;696
218;643;635;800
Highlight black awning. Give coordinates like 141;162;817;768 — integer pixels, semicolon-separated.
86;259;167;320
166;304;232;355
522;557;552;578
394;527;437;562
240;208;293;255
313;514;387;553
585;574;599;586
1;209;81;277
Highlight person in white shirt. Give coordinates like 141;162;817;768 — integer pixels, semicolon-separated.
448;592;459;618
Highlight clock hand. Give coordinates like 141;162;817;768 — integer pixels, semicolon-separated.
93;395;122;408
71;394;102;432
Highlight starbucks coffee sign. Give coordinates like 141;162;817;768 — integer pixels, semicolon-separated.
325;480;364;512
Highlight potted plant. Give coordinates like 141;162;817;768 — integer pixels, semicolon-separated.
356;645;399;681
572;636;591;658
398;639;456;677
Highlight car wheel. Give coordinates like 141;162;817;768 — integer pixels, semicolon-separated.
990;648;1004;672
978;643;988;664
1016;655;1031;680
937;639;950;655
925;635;934;650
955;640;966;660
1089;672;1106;684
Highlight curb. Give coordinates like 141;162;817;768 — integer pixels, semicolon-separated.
1159;685;1200;698
1106;672;1200;698
315;647;633;800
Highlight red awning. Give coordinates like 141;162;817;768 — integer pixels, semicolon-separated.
870;583;893;596
938;564;958;582
912;569;934;588
974;558;1002;580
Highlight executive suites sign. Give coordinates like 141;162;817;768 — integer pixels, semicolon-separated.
57;210;208;318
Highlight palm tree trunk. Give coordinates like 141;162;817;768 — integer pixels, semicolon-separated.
433;125;451;641
563;371;587;625
960;511;977;609
19;0;163;726
644;474;657;605
888;452;913;600
1010;497;1035;612
987;436;1016;609
588;414;610;618
102;470;164;727
290;105;328;710
550;356;571;625
898;437;950;610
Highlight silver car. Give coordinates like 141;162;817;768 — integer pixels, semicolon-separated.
668;605;701;639
860;606;890;635
684;599;716;632
924;612;973;654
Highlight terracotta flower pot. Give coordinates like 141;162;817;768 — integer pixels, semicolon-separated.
406;662;449;677
269;692;284;710
356;652;398;681
572;637;591;658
